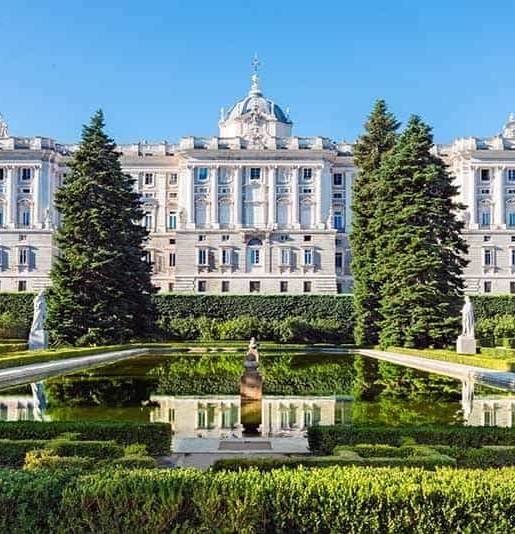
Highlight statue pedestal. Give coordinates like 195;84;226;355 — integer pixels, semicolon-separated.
29;330;48;350
456;335;476;355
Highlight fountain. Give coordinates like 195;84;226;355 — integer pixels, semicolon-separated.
240;337;263;434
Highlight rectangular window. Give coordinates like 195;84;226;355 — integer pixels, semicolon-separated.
197;168;208;181
336;282;343;294
280;281;288;293
509;213;515;227
197;248;208;266
508;189;515;195
484;281;492;293
144;212;153;230
18;248;28;266
480;169;490;182
168;283;174;292
304;235;312;242
484;249;493;266
169;173;178;185
480;189;490;194
168;211;177;230
221;281;230;293
302;187;312;194
18;280;27;291
144;173;154;186
508;169;515;181
198;235;206;242
221;234;230;241
0;210;3;227
250;249;260;265
0;168;4;181
279;234;289;242
481;211;490;226
334;212;344;230
303;249;313;265
169;252;176;267
250;168;261;180
303;168;312;180
483;235;491;241
335;252;343;269
21;210;30;227
280;248;290;266
333;173;343;186
21;168;31;180
249;281;260;293
303;281;312;293
510;282;515;294
198;280;207;292
221;249;232;265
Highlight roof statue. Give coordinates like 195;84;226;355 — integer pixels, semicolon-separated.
0;113;8;138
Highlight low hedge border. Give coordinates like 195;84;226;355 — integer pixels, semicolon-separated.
308;424;515;455
0;421;171;455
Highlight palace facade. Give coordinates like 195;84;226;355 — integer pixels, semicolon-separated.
0;72;514;294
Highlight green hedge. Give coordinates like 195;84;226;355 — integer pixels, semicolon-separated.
2;467;515;532
0;421;171;455
308;424;515;455
0;439;48;467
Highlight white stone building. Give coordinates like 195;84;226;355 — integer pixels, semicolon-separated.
2;73;515;294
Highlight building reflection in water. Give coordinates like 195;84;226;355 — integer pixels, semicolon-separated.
464;396;515;427
150;395;353;439
0;383;47;422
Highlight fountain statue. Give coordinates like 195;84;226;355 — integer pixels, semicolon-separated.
28;290;49;350
240;337;262;400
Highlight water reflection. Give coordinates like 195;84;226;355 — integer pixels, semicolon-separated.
149;395;353;438
464;396;515;427
0;382;47;422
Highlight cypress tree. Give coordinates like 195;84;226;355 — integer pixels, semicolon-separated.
374;115;468;349
350;100;400;346
46;110;156;346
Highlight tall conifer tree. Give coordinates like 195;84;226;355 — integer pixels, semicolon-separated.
374;116;468;348
46;111;155;345
350;100;400;346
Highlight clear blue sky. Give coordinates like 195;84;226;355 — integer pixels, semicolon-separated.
1;1;514;144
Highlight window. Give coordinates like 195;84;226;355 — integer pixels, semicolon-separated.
198;235;206;242
219;203;231;226
303;281;312;293
279;234;289;242
0;169;4;181
508;169;515;182
509;189;515;195
484;281;492;293
144;212;153;230
169;252;176;267
169;192;177;199
197;168;208;181
509;212;515;228
18;247;28;266
0;209;3;227
250;168;261;180
484;406;496;427
280;248;290;266
169;173;178;185
197;248;208;266
250;249;260;265
300;204;313;227
511;236;515;242
280;281;288;293
335;252;343;269
303;248;313;265
510;282;515;294
221;234;230;241
334;212;344;230
302;168;312;181
481;210;490;226
483;236;491;242
484;249;493;266
480;169;490;182
21;168;31;181
302;187;312;194
21;209;30;227
198;280;207;292
144;173;154;186
249;281;260;292
221;281;230;293
304;235;312;242
480;189;490;194
168;211;177;230
168;283;174;292
18;280;27;292
142;250;151;264
336;282;343;294
333;192;343;199
221;249;232;265
333;173;343;186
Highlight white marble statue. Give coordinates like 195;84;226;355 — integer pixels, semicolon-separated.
461;296;475;338
28;290;49;349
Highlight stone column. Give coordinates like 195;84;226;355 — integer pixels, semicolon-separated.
315;166;323;228
493;166;505;227
468;166;477;228
210;166;218;229
233;166;242;228
291;166;299;228
268;166;276;228
184;166;195;228
33;165;42;228
5;166;15;228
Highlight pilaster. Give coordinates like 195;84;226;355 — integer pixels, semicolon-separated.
267;165;276;228
233;166;242;228
291;166;299;228
493;166;505;227
210;166;219;228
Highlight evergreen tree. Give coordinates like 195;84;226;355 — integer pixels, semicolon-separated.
46;111;156;346
374;115;468;349
350;100;400;346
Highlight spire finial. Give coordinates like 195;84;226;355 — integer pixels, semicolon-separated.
249;54;262;96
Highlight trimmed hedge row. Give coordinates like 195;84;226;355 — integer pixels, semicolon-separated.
307;424;515;455
0;421;171;455
2;467;515;532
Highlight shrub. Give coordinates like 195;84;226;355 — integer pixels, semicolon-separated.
0;439;47;467
24;450;98;471
109;455;157;469
46;439;124;460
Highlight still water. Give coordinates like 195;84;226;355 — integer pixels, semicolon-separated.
1;351;514;436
